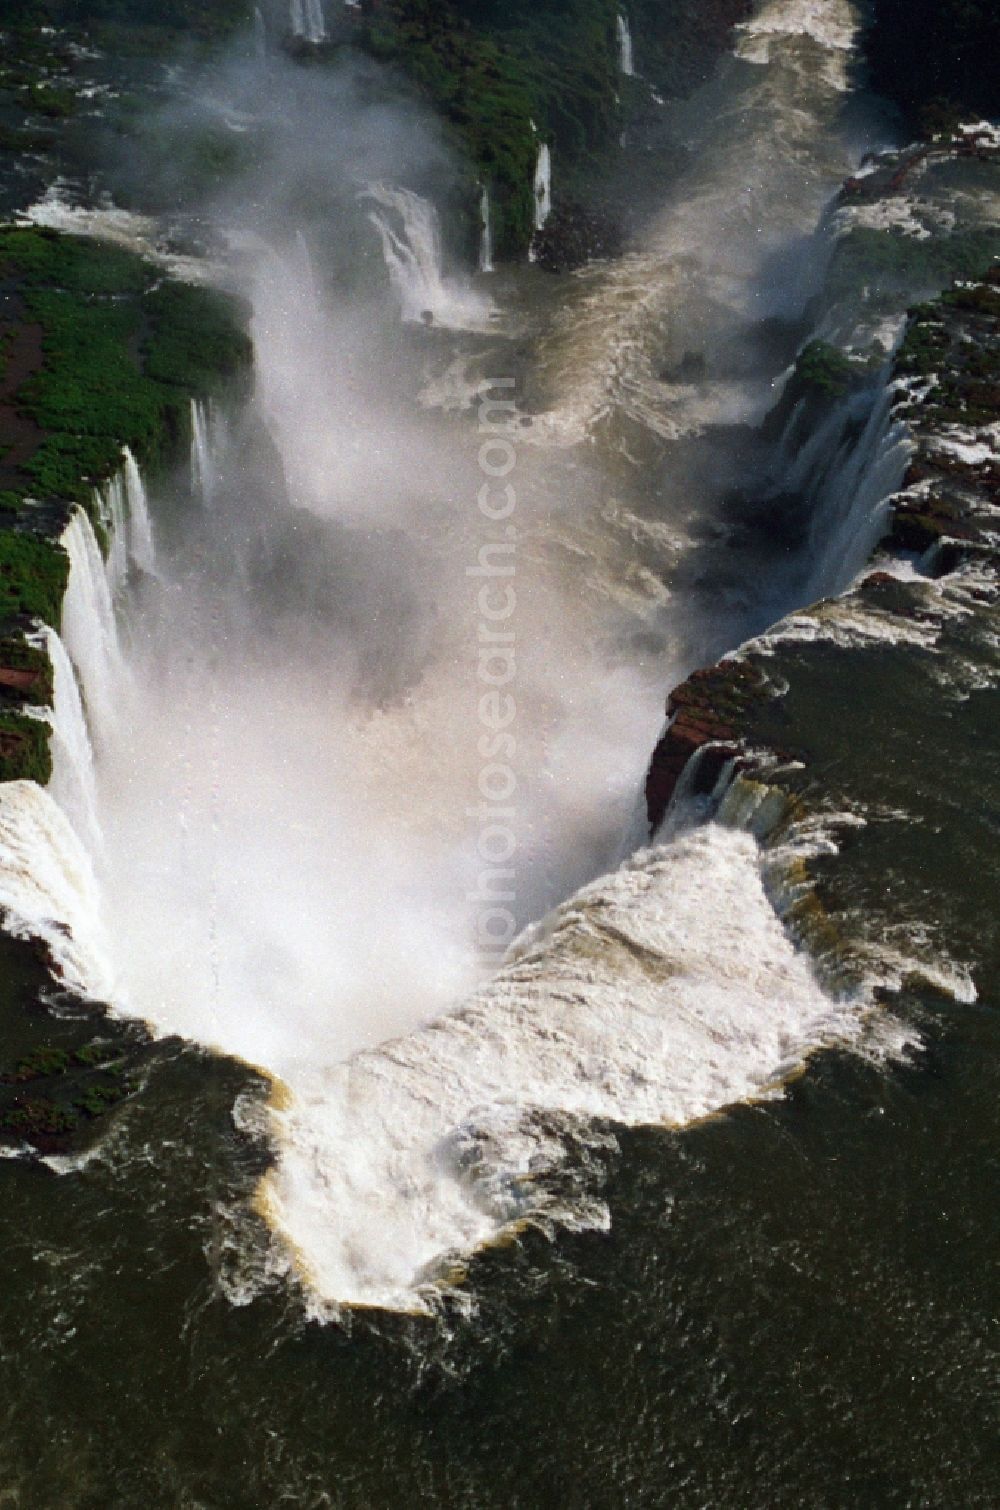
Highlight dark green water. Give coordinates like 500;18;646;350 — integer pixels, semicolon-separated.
0;7;998;1506
1;979;997;1506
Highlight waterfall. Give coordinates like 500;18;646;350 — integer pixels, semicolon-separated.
306;0;326;38
362;183;491;328
265;823;861;1312
97;470;129;590
289;0;326;44
479;186;494;274
777;377;911;603
191;398;215;503
617;14;635;76
254;5;267;57
364;184;448;323
95;449;156;582
59;510;127;751
41;627;103;853
0;781;113;999
5;454;162;1003
533;143;552;232
123;447;156;576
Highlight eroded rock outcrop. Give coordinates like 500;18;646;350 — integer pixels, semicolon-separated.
647;265;1000;834
644;265;1000;996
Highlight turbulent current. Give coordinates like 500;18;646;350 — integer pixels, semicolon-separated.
3;0;957;1315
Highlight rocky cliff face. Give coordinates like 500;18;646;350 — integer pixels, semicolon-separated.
645;265;1000;1003
0;0;753;261
0;228;250;1156
354;0;751;258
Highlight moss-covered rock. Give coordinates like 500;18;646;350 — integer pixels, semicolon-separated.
0;228;252;507
355;0;750;259
762;339;868;447
645;659;773;833
794;340;856;399
0;1024;149;1152
0;533;68;626
0;227;251;786
0;711;52;784
825;225;1000;324
0;633;53;705
356;0;621;257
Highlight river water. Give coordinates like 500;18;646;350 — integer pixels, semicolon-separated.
0;1;998;1502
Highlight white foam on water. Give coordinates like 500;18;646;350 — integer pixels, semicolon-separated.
749;593;944;655
0;782;112;1000
932;426;1000;468
735;0;859;88
263;824;863;1314
16;181;217;286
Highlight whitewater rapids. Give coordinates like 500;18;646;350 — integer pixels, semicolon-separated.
264;823;860;1314
9;0;899;1315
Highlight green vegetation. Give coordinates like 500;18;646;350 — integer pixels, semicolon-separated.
1;229;152;295
355;0;753;257
794;340;855;398
0;1025;141;1147
941;281;1000;319
143;281;252;396
0;227;251;507
827;227;1000;309
3;1045;70;1081
629;0;751;100
0;1027;137;1143
0;711;52;785
359;0;621;256
0;533;68;627
0;1097;77;1137
0;228;250;784
0;634;54;704
896;268;1000;426
896;308;951;377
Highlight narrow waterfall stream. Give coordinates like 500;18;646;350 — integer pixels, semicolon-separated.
617;13;635;77
290;0;326;46
362;182;491;326
478;186;494;275
533;142;552;233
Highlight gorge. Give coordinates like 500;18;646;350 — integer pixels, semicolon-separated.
0;1;997;1504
